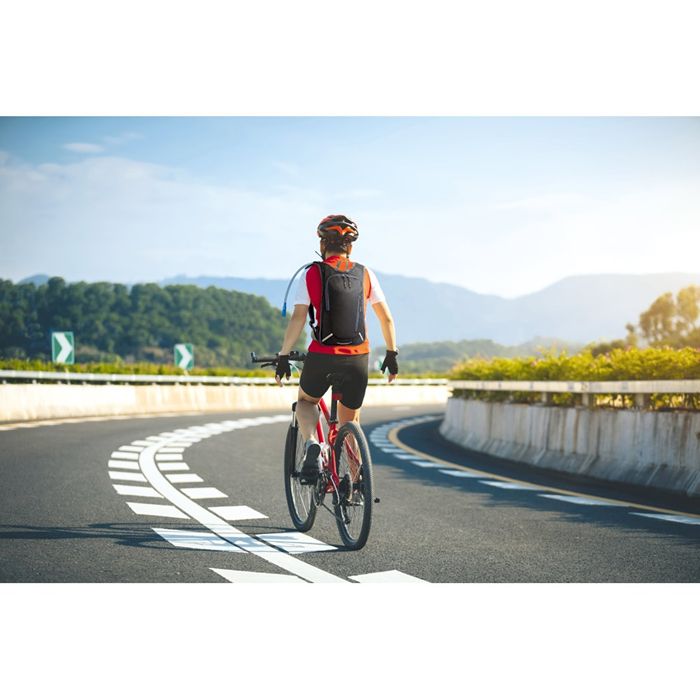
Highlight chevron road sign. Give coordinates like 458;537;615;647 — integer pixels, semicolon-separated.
51;331;75;364
174;343;194;370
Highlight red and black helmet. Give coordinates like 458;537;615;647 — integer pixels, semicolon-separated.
317;214;359;242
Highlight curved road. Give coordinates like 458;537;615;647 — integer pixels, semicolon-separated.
1;405;699;582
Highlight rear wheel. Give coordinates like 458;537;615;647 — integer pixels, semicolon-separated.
284;419;317;531
333;422;373;550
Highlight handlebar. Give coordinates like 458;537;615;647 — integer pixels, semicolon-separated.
250;351;307;368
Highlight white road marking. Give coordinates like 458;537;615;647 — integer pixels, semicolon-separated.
163;441;195;447
108;459;141;470
109;471;147;482
181;487;228;499
392;454;419;460
540;494;621;506
132;440;160;447
153;528;242;552
211;568;306;583
412;460;446;468
137;440;349;582
117;445;144;452
257;532;337;553
126;502;189;519
631;512;700;525
380;447;405;453
479;480;542;491
157;447;185;453
349;570;427;583
113;484;163;498
158;463;190;472
209;505;268;521
438;469;483;478
166;473;204;484
155;453;183;461
110;451;139;460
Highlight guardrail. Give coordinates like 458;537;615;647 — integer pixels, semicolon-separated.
0;369;447;387
449;379;700;408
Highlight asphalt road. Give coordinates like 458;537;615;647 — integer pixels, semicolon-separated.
1;405;699;583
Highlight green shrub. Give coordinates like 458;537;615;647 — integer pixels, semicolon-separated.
450;347;700;410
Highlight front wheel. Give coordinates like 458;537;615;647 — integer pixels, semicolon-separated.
333;422;373;550
284;420;317;531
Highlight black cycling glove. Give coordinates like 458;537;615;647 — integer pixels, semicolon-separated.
380;350;399;375
276;354;291;381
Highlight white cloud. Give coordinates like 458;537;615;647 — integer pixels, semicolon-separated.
1;152;698;297
63;142;105;154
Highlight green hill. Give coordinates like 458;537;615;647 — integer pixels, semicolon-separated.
0;277;290;368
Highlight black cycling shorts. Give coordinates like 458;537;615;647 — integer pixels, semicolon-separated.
299;352;370;410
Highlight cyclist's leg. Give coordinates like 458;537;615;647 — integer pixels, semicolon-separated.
337;402;360;425
296;387;321;441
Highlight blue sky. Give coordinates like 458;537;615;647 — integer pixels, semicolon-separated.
1;117;699;297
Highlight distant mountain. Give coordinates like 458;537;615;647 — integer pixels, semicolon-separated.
162;271;700;345
18;274;50;286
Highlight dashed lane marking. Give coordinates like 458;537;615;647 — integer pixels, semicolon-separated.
349;570;427;583
157;463;191;472
211;568;305;583
209;505;268;521
631;513;700;525
257;532;337;553
108;459;141;470
113;484;163;498
180;487;228;500
155;454;184;461
540;494;622;507
439;469;483;478
126;502;189;519
479;480;542;491
166;473;204;484
110;451;139;461
153;528;243;552
388;421;700;520
117;445;144;453
109;471;148;483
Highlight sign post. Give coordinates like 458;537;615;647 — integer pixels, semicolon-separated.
51;331;75;364
174;343;194;371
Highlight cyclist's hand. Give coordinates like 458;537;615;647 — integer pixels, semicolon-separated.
275;354;291;385
380;350;398;383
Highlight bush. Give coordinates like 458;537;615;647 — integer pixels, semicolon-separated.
450;347;700;410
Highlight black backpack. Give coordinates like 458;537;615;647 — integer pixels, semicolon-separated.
309;260;366;346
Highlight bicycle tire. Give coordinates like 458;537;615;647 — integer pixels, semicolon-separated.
284;419;317;532
333;421;373;550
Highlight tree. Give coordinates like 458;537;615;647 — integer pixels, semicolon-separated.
633;285;700;348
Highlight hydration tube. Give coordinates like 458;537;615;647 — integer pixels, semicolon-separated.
281;262;312;317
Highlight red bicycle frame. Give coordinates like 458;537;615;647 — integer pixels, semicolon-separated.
317;393;341;493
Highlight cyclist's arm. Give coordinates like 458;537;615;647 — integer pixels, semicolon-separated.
372;301;397;352
372;301;398;383
279;304;308;355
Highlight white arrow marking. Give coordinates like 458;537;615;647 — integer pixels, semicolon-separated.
176;344;193;369
54;332;73;362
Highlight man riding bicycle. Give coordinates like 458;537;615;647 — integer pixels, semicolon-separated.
275;214;399;484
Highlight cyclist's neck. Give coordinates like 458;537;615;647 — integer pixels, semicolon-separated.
323;252;349;261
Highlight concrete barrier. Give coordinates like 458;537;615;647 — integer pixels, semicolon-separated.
440;398;700;497
0;383;449;422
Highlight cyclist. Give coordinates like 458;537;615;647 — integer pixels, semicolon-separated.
275;214;399;483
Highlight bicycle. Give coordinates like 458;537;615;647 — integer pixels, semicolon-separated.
251;351;375;550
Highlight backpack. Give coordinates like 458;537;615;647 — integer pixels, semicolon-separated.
309;260;366;346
